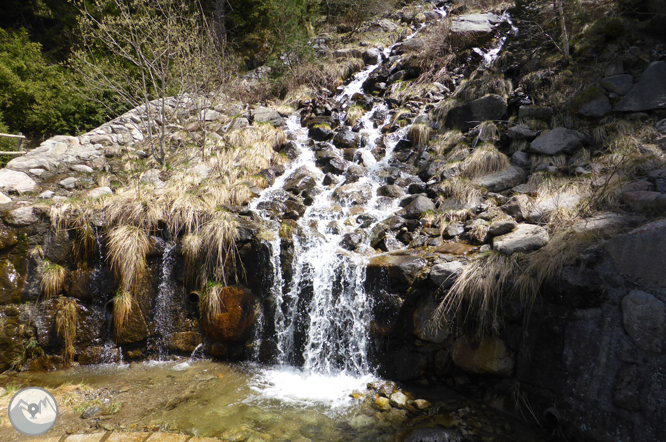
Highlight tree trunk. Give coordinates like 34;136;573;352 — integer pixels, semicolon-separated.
215;0;226;45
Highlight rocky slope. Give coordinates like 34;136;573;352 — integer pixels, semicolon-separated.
0;1;666;441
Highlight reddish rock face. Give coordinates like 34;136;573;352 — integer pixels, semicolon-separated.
202;286;258;342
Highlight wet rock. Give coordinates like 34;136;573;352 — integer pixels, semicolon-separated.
309;126;333;142
601;75;633;96
168;331;203;353
283;167;318;197
0;225;18;250
451;13;502;33
474;166;526;192
614;61;666;112
280;141;299;160
413;399;431;410
493;224;548;254
202;286;258;342
413;295;450;343
252;107;285;126
606;219;666;286
622;290;666;353
488;218;517;236
429;261;464;288
81;406;100;419
4;206;38;226
333;130;359;149
349;414;375;430
367;255;427;288
333;183;372;205
530;128;586;155
341;231;365;251
445;95;507;132
389;391;409;409
402;195;435;219
87;186;113;198
614;365;642;411
378;185;404;198
0;169;39;194
115;302;149;345
78;346;121;365
0;260;22;305
451;335;514;377
363;48;382;65
374;396;392;411
404;428;461;442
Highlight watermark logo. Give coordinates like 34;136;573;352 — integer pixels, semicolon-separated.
8;387;58;436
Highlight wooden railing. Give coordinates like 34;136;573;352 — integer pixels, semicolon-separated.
0;133;26;155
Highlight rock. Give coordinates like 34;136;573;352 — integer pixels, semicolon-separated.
71;164;94;173
474;165;526;192
518;106;553;121
38;190;54;199
601;75;634;96
392;38;426;55
0;225;18;250
5;206;38;226
333;183;372;205
413;399;431;410
0;192;10;204
80;406;100;419
501;194;529;220
375;18;399;32
622;290;666;353
333;130;359;149
373;396;392;411
445;95;507;132
402;195;435;219
614;61;666;112
429;261;464;288
349;414;375;430
378;185;404;198
451;13;502;33
413;295;450;343
614;365;642;411
0;169;39;193
59;177;78;190
508;125;539;141
451;335;514;377
140;169;164;188
366;255;427;288
648;167;666;193
309;126;333;142
529;127;586;155
488;218;517;236
620;191;666;213
363;48;382;65
572;212;636;234
404;428;461;442
114;301;149;345
493;223;548;254
389;391;409;409
605;218;666;286
333;48;362;59
511;151;531;169
252;107;285;126
528;193;584;222
87;186;113;198
283;167;318;197
573;87;611;118
341;231;365;251
168;331;203;353
29;168;47;177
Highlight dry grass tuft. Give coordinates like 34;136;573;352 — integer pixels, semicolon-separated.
439;177;483;208
55;298;78;367
432;252;518;334
346;105;365;126
167;191;210;236
107;225;150;292
462;143;510;178
201;281;224;325
113;290;133;337
431;130;464;156
103;188;164;231
41;263;67;299
200;211;240;284
474;121;500;144
409;123;432;147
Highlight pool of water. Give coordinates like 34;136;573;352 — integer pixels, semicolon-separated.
0;360;549;442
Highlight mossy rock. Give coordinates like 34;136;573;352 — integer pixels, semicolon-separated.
583;17;628;44
0;260;23;305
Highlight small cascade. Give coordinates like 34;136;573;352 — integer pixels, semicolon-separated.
152;240;177;360
88;227;117;360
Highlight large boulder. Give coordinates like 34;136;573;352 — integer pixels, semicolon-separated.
402;195;435;219
614;61;666;112
252;107;285;126
413;296;450;344
283;167;318;197
4;206;38;226
529;128;586;155
429;260;464;288
601;75;633;96
572;87;611;118
366;254;427;288
0;169;39;193
474;165;526;192
202;286;258;342
333;130;360;149
445;95;507;132
605;218;666;286
493;223;549;254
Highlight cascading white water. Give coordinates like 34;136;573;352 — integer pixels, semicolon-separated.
153;241;177;359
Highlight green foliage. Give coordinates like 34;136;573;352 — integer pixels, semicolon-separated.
0;28;109;140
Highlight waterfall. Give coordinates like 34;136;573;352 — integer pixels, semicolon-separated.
153;240;177;359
